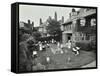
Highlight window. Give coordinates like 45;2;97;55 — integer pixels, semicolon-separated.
65;26;67;30
91;36;96;41
73;20;77;24
91;18;96;26
71;12;77;17
85;34;90;40
69;25;71;30
82;37;84;40
84;8;91;12
60;25;64;31
80;18;86;26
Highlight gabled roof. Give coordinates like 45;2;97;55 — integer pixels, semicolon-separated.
78;8;96;18
63;8;96;25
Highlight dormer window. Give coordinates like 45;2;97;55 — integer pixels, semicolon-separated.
91;18;96;26
80;18;86;26
84;8;91;12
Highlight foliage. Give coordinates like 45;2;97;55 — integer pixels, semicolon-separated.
46;19;62;36
76;42;96;51
32;31;41;40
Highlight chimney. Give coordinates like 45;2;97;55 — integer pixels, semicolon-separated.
40;18;42;25
49;16;52;20
28;20;30;24
62;16;64;23
32;21;34;27
69;13;71;19
54;12;57;21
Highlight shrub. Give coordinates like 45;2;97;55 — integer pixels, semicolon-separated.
75;42;95;51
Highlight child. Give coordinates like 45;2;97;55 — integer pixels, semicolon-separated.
46;56;50;63
67;40;71;49
32;51;38;58
39;42;43;51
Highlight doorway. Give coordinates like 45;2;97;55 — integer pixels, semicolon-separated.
67;33;72;41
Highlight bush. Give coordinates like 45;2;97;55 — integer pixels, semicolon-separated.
75;42;96;51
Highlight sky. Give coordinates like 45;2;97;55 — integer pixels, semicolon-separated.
19;5;80;27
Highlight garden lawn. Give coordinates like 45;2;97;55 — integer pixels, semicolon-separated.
36;44;96;70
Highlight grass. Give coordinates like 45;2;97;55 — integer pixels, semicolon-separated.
33;44;96;70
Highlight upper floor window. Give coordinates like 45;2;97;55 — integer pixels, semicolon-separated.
60;25;64;31
80;18;86;26
69;24;71;30
91;18;96;26
85;33;90;40
71;12;77;16
73;20;77;24
90;35;96;42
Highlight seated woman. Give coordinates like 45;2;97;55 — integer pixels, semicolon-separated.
72;46;80;56
42;45;46;51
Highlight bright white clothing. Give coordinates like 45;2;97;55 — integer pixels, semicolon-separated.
39;44;42;51
33;51;37;55
46;57;50;62
72;48;77;51
76;47;80;50
57;42;60;47
67;41;71;49
61;50;63;54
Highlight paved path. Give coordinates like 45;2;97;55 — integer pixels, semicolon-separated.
81;61;96;68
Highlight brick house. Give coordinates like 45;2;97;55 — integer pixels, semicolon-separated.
62;8;96;50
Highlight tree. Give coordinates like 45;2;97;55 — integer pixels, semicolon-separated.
46;19;62;41
32;31;41;41
46;19;61;35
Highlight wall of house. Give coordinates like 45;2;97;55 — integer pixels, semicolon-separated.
74;14;96;43
62;8;96;50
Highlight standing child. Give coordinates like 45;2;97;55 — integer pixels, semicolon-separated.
68;40;71;49
39;42;43;51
